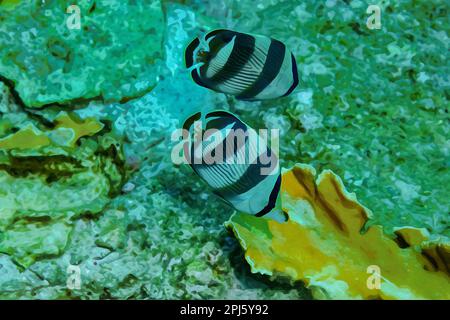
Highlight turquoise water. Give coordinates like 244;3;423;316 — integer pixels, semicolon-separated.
0;0;448;299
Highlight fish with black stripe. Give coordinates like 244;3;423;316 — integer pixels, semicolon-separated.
185;29;299;101
183;110;287;222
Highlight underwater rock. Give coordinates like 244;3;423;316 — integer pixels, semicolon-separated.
0;0;165;107
227;164;450;299
0;221;72;268
0;89;126;267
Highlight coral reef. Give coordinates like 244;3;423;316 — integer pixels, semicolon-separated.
0;0;448;299
227;164;450;299
0;0;164;107
0;3;307;299
0;82;126;268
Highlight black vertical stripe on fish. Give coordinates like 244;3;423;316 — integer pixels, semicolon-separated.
209;40;267;94
185;37;200;68
205;112;248;142
206;30;238;56
206;110;241;120
194;126;248;169
191;69;213;89
205;116;246;133
204;119;247;159
204;36;235;74
212;149;277;197
200;126;248;164
255;174;282;217
186;120;244;171
201;33;256;88
236;39;286;100
282;53;299;97
186;111;246;162
183;112;201;131
183;112;201;168
205;29;235;41
186;30;238;70
191;126;273;195
225;128;249;160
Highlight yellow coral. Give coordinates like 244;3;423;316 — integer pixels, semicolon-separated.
53;112;104;147
0;112;104;150
226;164;450;300
0;125;50;150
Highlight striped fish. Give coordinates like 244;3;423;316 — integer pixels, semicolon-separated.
185;29;299;101
183;110;286;221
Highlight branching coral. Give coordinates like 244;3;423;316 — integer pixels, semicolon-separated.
227;164;450;299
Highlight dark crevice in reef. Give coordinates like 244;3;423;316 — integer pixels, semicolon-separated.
96;144;128;197
11;215;52;225
0;155;83;180
0;75;55;129
0;71;156;113
421;251;439;272
29;94;106;112
224;234;313;299
0;76;127;191
118;84;157;104
0;148;127;196
0;73;104;114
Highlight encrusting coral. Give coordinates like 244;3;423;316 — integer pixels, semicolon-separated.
0;0;165;107
227;163;450;299
0;103;126;267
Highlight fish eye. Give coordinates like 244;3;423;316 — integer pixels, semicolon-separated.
197;50;209;61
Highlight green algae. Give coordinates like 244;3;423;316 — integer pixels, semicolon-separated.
0;0;20;10
0;0;165;107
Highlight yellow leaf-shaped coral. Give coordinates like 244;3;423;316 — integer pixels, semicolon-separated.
0;112;104;150
226;164;450;300
0;124;50;150
53;112;105;147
